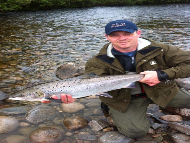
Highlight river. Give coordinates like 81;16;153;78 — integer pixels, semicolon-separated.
0;3;190;143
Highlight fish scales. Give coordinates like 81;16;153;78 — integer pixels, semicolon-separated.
9;74;144;102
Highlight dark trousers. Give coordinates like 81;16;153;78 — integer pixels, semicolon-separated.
106;88;190;138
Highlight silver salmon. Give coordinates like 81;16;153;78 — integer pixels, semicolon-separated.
8;74;144;102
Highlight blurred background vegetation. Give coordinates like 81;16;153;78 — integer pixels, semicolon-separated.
0;0;190;12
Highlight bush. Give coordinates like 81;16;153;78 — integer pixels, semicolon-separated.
0;0;190;12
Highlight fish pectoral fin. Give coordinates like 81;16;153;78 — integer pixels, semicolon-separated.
45;97;63;103
95;93;113;98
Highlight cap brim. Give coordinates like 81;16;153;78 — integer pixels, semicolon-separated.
106;29;136;35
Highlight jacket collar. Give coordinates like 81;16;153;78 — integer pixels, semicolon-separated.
107;38;151;58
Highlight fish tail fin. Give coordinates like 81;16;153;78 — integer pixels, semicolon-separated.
95;93;113;98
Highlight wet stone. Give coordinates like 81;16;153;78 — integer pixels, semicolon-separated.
86;102;100;107
99;131;135;143
88;120;110;132
26;104;59;124
168;122;190;135
134;141;156;143
164;107;190;118
56;63;84;80
169;133;190;143
61;102;85;113
29;127;64;143
0;106;29;115
63;116;88;130
152;135;163;143
78;134;97;141
0;116;19;133
3;135;27;143
159;115;183;122
136;134;154;142
0;91;8;101
151;123;167;130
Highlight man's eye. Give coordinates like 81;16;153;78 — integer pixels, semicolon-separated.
124;32;132;35
110;34;118;37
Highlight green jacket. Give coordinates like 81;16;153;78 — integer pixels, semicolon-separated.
84;38;190;113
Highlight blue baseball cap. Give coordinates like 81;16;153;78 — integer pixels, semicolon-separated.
105;20;138;35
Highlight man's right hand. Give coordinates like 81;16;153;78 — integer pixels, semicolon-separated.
59;94;76;103
41;94;76;104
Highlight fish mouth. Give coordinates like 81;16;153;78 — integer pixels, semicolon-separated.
8;97;46;102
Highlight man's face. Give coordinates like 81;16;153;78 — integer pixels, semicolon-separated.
105;30;141;52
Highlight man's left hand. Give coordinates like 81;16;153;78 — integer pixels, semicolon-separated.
140;71;160;86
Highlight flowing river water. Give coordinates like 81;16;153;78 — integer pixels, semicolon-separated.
0;3;190;143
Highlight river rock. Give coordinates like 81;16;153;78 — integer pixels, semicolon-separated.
168;122;190;135
0;91;8;101
29;127;64;143
164;107;190;118
98;131;135;143
0;106;29;115
0;116;19;133
170;133;190;143
93;109;103;115
19;122;30;127
159;115;183;122
56;63;84;80
86;102;100;107
88;119;110;131
63;116;88;130
26;104;59;124
3;135;27;143
78;134;98;141
61;102;85;113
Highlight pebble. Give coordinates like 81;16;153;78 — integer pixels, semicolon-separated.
19;122;30;127
88;120;110;132
0;106;29;115
3;135;27;143
0;91;8;101
86;102;100;107
26;104;59;124
169;133;190;143
168;122;190;135
17;127;37;135
61;102;85;113
63;116;88;130
164;107;190;118
151;123;167;130
159;115;183;122
98;131;135;143
0;116;19;133
56;63;84;80
29;127;64;143
78;134;97;141
93;109;103;115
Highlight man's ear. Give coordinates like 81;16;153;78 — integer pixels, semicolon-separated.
105;34;109;41
136;30;141;37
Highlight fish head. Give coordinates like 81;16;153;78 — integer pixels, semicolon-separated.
9;90;46;102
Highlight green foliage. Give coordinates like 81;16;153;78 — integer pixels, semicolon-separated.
0;0;190;12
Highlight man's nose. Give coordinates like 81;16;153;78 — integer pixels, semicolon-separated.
119;35;127;40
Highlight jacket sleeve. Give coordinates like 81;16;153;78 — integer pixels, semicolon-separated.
162;45;190;79
84;56;109;76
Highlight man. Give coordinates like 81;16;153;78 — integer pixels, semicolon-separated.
49;20;190;138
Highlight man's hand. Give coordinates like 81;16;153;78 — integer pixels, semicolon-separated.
41;94;76;104
140;71;160;86
59;94;76;103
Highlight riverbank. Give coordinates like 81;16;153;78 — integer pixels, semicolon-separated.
0;0;190;12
